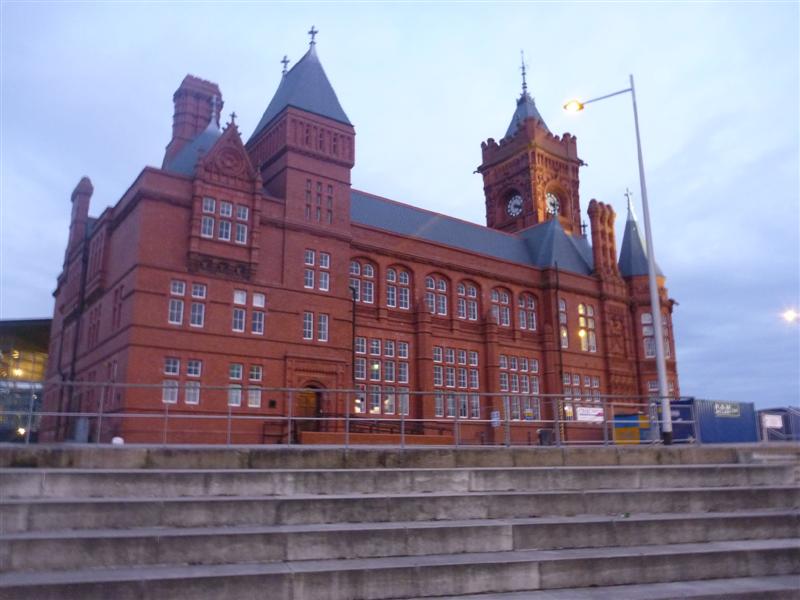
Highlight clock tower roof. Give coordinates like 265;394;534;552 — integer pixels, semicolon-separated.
505;91;550;138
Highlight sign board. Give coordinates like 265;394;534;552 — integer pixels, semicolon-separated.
713;401;740;418
576;406;604;423
762;414;783;429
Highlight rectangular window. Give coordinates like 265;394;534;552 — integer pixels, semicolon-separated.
433;346;443;363
458;367;467;388
184;381;200;406
232;308;246;332
469;351;479;366
435;393;444;417
369;386;381;414
520;358;528;372
369;359;381;381
469;369;479;389
509;356;518;371
202;197;216;213
235;223;247;244
227;385;242;407
370;338;381;355
304;269;315;288
384;360;395;382
249;365;263;381
445;367;455;388
317;313;329;341
459;395;468;418
355;357;366;380
500;372;509;392
171;280;186;296
399;288;410;310
387;286;397;307
458;350;467;365
305;249;315;266
499;355;508;369
164;357;180;375
436;294;447;315
187;359;202;377
445;348;455;364
303;312;313;340
229;363;243;380
252;311;265;335
446;394;456;418
253;293;265;308
201;216;214;237
531;376;540;394
192;283;207;299
319;271;330;291
398;342;409;359
362;280;374;304
168;299;184;324
470;395;480;419
433;365;443;387
236;205;249;221
397;362;409;384
190;302;205;327
218;220;231;241
592;376;600;388
220;201;233;217
457;298;466;319
531;359;539;374
384;340;395;357
162;380;178;404
319;252;330;269
233;290;247;305
383;386;395;415
355;336;366;354
247;387;262;408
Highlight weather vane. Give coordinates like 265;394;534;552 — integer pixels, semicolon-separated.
520;50;528;95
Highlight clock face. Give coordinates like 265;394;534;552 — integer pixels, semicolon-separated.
546;192;560;216
506;194;523;217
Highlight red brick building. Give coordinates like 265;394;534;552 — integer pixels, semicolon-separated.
42;36;679;444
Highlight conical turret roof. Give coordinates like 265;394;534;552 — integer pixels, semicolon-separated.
618;200;663;277
505;91;550;138
249;43;350;143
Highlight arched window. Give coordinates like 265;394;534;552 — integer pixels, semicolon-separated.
425;274;448;316
559;298;568;348
518;293;536;331
386;267;411;310
578;303;597;352
490;288;511;327
350;259;375;304
457;281;479;321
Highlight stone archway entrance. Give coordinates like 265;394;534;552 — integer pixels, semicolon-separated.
294;384;324;442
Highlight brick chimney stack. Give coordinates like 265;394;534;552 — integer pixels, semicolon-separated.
67;176;93;252
163;75;223;167
588;199;620;278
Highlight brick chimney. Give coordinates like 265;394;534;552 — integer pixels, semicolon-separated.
588;199;620;278
67;176;93;251
163;75;223;167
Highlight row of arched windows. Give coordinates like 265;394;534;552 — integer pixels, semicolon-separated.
349;259;538;331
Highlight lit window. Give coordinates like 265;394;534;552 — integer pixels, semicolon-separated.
202;197;216;213
164;357;180;375
369;360;381;381
220;201;233;217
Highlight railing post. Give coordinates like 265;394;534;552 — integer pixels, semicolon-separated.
96;386;105;444
400;400;406;449
25;387;35;445
227;404;232;445
163;401;169;445
602;399;609;446
503;396;511;447
454;396;461;447
287;390;294;446
692;404;701;444
553;397;562;447
345;397;351;449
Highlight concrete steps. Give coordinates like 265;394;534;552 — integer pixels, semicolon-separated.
0;444;798;599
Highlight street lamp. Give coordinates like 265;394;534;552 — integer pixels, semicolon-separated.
564;74;673;444
782;308;799;324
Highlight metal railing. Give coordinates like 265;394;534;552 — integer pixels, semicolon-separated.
0;380;702;447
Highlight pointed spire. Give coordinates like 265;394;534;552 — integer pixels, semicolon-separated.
204;95;220;132
618;189;662;277
505;52;550;138
520;50;528;95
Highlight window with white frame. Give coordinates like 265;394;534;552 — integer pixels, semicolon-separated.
235;223;247;244
236;205;249;221
171;280;186;296
168;298;184;325
185;381;200;405
218;220;231;241
247;387;262;408
187;360;202;377
432;345;479;418
201;216;214;238
641;312;656;358
228;384;242;407
491;288;511;327
302;312;313;340
317;314;329;341
350;259;375;303
559;298;569;349
232;308;245;332
164;357;180;375
251;311;265;335
355;336;366;354
249;365;262;381
519;293;537;331
233;290;247;305
220;201;233;217
457;282;479;321
190;302;205;327
253;293;265;308
202;197;216;213
425;275;448;316
353;337;410;414
162;380;178;404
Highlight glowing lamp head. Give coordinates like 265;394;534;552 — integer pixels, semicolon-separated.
563;99;585;113
16;427;26;437
11;367;23;377
783;308;799;323
578;329;587;338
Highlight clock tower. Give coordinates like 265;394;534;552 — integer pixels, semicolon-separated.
478;59;583;234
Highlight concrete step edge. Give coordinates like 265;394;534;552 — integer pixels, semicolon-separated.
1;538;797;587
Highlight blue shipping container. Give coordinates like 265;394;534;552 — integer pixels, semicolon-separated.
673;398;758;444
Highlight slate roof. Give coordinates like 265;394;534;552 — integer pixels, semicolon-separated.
618;207;663;277
505;92;550;138
249;44;351;143
351;190;593;276
164;120;222;176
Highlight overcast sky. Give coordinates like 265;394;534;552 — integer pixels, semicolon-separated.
1;2;797;409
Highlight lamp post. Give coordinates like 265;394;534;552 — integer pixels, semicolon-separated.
564;74;673;444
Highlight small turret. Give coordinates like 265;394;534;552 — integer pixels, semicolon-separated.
67;176;93;250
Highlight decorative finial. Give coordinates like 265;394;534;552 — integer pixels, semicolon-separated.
229;111;237;125
624;188;636;220
520;50;528;95
207;95;218;129
308;25;318;46
581;220;587;236
281;55;290;74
